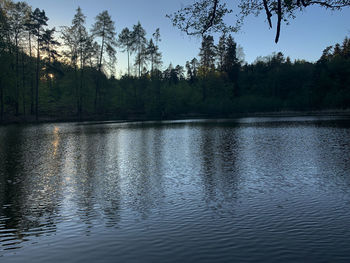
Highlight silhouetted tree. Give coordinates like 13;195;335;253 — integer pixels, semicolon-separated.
7;1;29;115
91;10;117;111
152;28;162;72
41;27;60;90
62;7;94;117
131;22;147;77
0;2;10;121
216;34;226;71
118;27;133;76
168;0;350;43
223;35;240;87
31;7;48;120
199;35;216;74
147;38;162;75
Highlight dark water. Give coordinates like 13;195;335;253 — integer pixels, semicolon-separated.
1;117;350;262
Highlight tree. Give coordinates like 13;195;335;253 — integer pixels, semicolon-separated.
199;35;216;74
7;1;30;115
131;22;147;77
223;35;240;81
24;5;35;114
0;2;10;121
167;0;350;43
91;10;117;111
147;38;162;75
216;34;226;71
31;7;48;121
151;28;162;73
118;27;133;76
62;7;94;117
41;27;60;90
185;57;199;82
91;10;117;73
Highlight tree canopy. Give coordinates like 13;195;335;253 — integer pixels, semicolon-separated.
167;0;350;43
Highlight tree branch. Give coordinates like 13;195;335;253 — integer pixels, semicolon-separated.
263;0;273;28
275;0;282;43
307;0;349;8
202;0;219;34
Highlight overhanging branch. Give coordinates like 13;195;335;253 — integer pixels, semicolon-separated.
202;0;219;34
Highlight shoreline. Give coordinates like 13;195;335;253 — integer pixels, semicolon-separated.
1;109;350;126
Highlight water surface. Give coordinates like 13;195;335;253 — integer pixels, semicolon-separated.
1;116;350;262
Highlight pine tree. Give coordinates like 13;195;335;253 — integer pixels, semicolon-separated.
223;35;240;83
31;7;48;120
91;10;117;111
199;35;216;75
118;27;133;76
131;22;147;77
7;1;30;115
216;34;226;71
147;38;162;76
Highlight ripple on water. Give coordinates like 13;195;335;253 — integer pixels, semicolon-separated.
0;117;350;262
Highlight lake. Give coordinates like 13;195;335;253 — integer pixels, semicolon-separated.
1;116;350;262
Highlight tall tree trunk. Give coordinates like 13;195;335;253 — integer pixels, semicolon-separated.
95;29;105;113
35;37;39;121
138;45;141;77
151;54;154;75
94;73;99;113
29;32;34;115
127;49;130;76
75;64;79;117
79;50;84;120
15;36;19;116
22;49;26;115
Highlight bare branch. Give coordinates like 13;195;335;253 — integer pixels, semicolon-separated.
263;0;273;28
275;0;282;43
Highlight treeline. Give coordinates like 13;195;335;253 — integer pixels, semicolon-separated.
0;0;349;123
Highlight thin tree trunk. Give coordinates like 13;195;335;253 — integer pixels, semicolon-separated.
15;36;19;116
79;67;83;120
29;32;34;115
35;37;39;121
75;64;79;117
138;46;141;77
22;49;26;115
127;49;130;76
95;29;105;113
94;73;99;113
79;49;84;120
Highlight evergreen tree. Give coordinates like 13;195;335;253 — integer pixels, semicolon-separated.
62;7;94;117
223;35;240;88
0;3;10;121
199;35;216;74
23;5;36;114
41;27;60;89
131;22;147;77
216;34;226;71
91;10;117;111
7;1;29;115
30;7;48;120
118;27;133;76
147;38;162;75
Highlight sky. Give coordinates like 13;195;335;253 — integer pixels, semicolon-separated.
21;0;350;76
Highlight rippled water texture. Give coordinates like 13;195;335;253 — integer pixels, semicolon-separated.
1;117;350;262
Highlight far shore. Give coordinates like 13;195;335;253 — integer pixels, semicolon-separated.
1;109;350;126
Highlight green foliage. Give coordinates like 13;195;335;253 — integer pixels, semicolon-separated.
1;0;350;123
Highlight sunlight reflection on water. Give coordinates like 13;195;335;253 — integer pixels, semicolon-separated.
1;116;350;262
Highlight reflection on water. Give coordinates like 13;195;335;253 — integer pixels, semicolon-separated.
0;117;350;262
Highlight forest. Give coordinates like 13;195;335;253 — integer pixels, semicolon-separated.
0;0;349;123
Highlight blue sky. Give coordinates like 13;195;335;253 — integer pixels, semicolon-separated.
23;0;350;76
